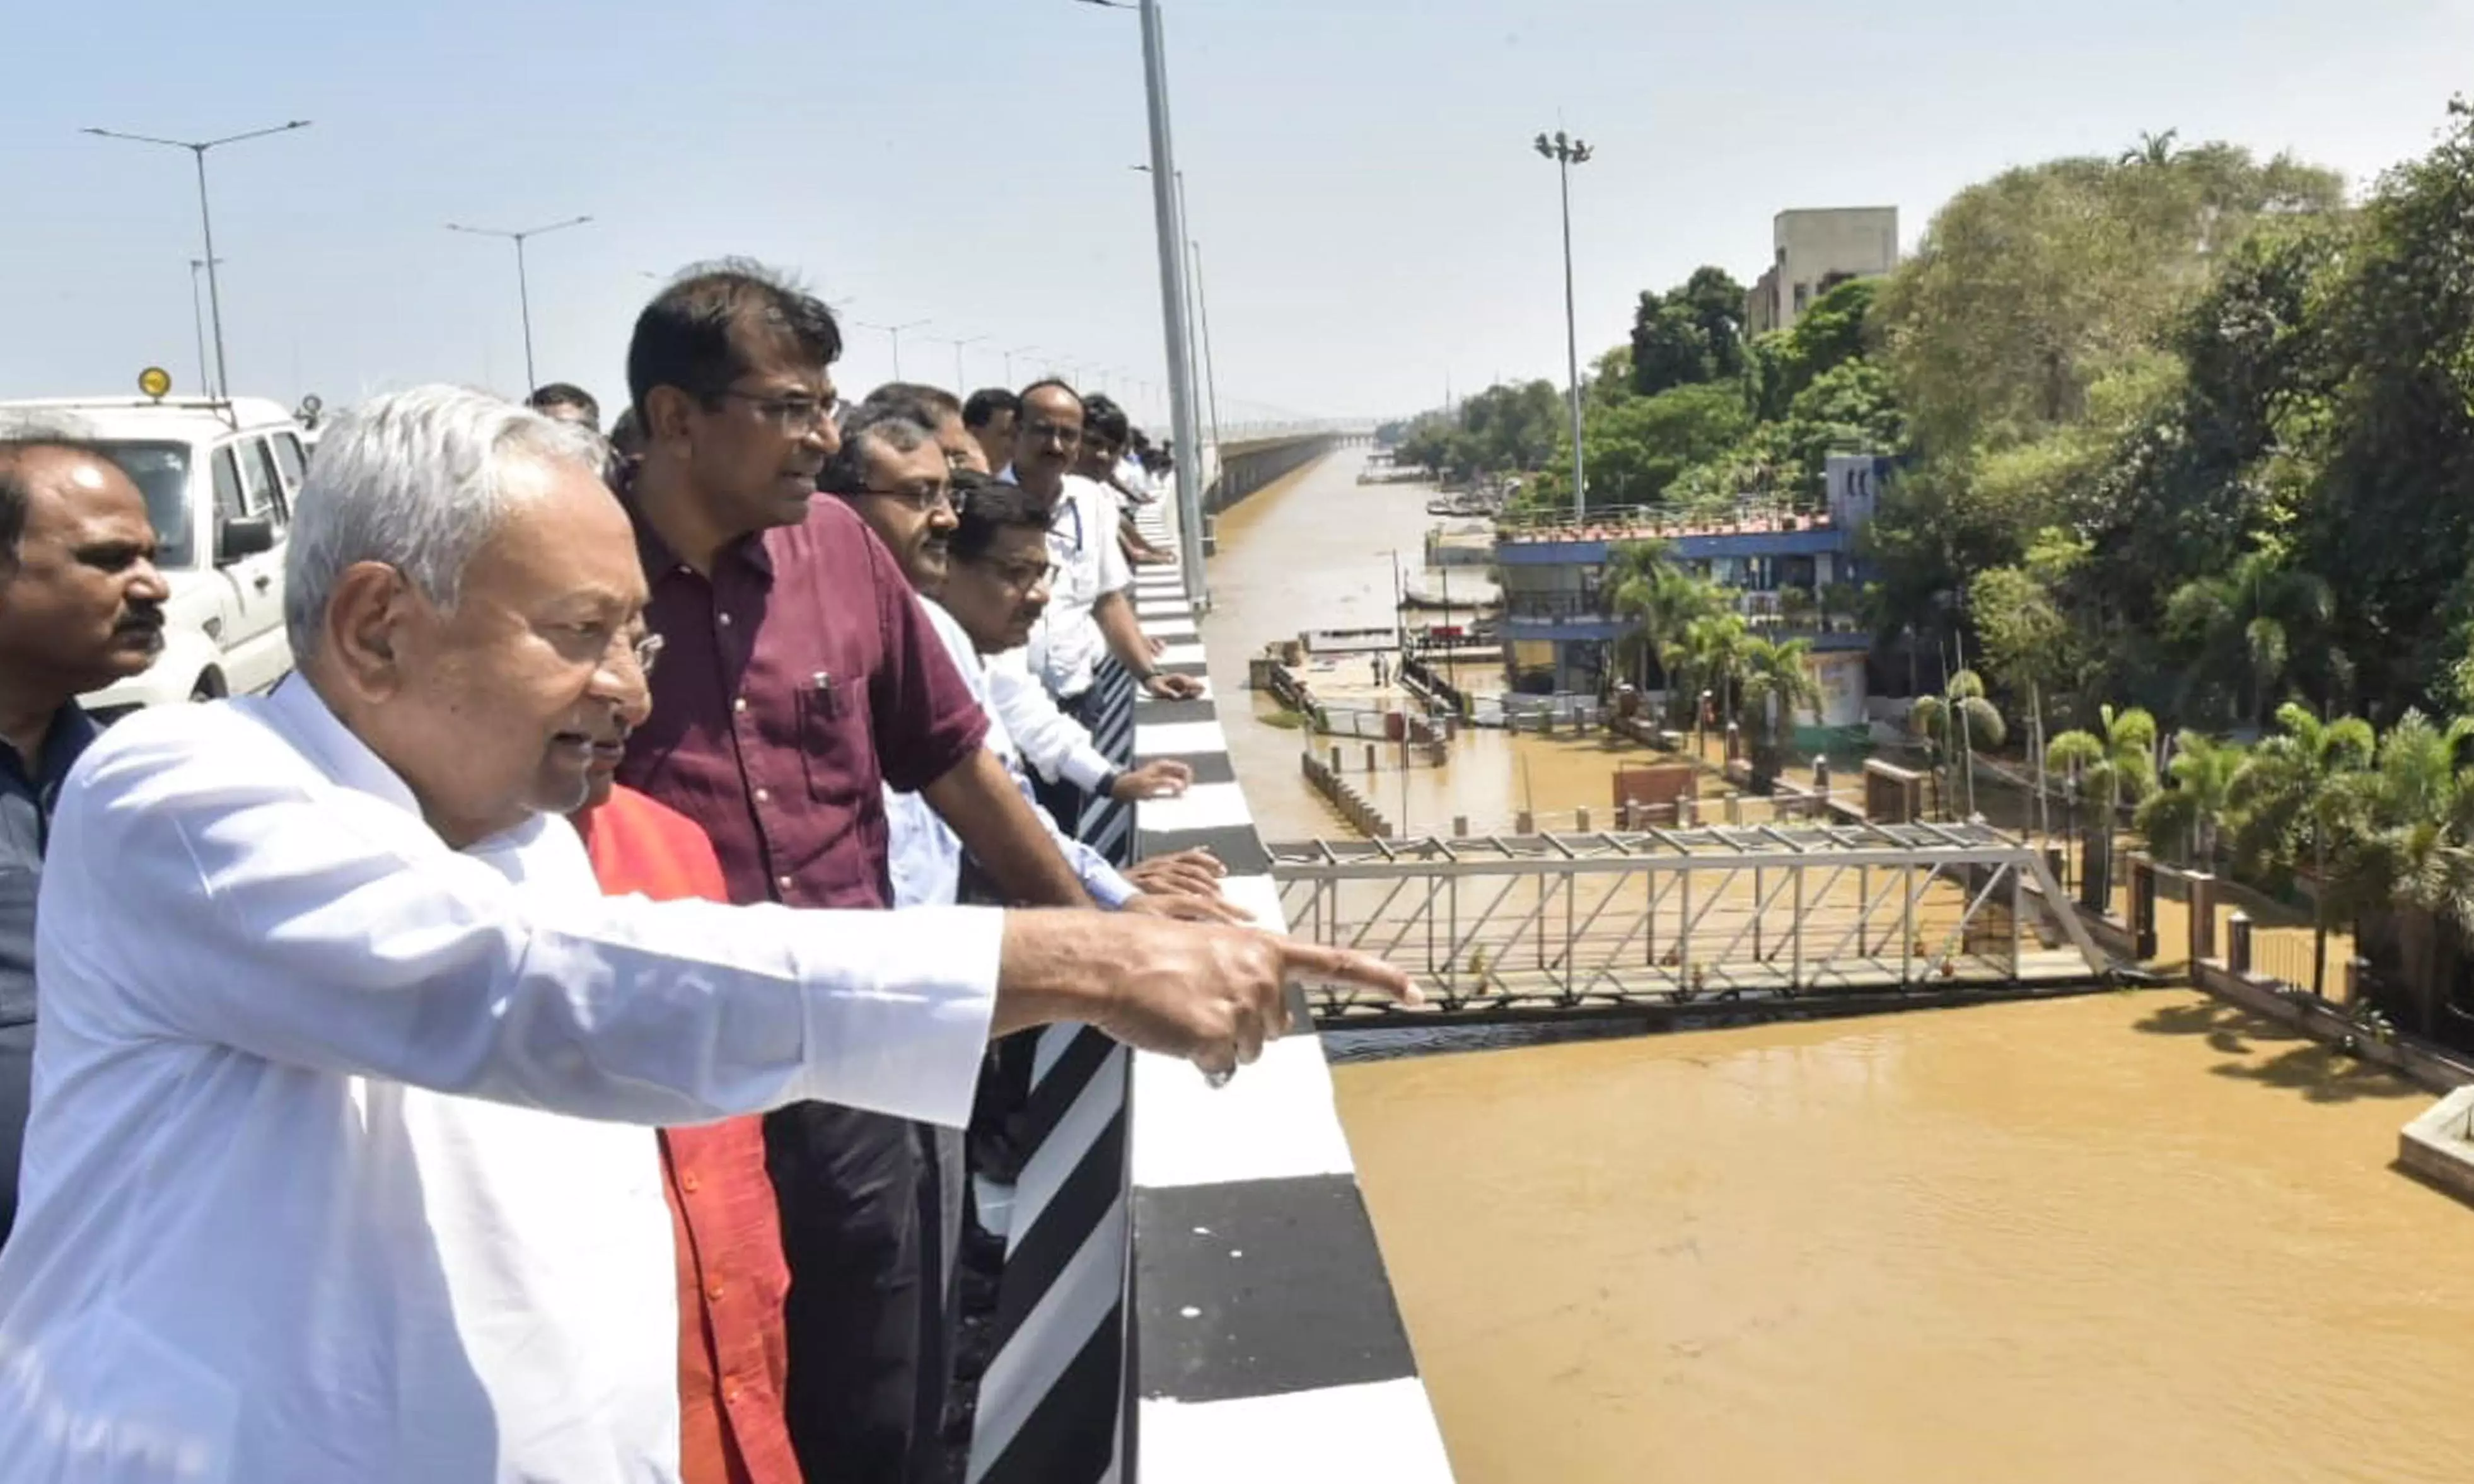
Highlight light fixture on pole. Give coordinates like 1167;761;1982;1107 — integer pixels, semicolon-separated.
857;320;931;382
85;119;313;400
1081;0;1210;605
445;215;594;391
1535;128;1593;520
1006;345;1042;386
930;334;989;391
186;257;223;397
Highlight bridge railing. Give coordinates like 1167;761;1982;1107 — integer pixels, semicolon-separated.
1270;824;2110;1023
965;476;1454;1484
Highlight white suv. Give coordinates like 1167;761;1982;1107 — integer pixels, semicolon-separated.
0;395;302;716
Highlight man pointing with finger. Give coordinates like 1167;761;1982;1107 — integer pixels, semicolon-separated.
0;384;1410;1484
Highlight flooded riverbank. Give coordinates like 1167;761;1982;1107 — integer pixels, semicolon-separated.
1332;992;2474;1484
1202;450;2474;1484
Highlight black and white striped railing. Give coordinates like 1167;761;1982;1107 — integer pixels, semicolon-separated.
966;496;1455;1481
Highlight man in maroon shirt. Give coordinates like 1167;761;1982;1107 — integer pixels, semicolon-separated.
614;262;1100;1482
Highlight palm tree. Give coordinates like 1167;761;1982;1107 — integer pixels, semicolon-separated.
2163;552;2335;733
2316;712;2474;1026
2120;128;2181;166
2047;704;2160;904
1737;636;1824;788
1606;540;1712;697
1910;670;2005;820
1662;611;1750;751
2134;731;2246;867
2229;702;2376;995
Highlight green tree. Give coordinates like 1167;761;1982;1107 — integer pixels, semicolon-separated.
2293;101;2474;713
2047;704;2160;901
1911;670;2006;819
1746;277;1880;422
2162;549;2336;731
2318;712;2474;1023
1581;383;1752;508
1971;529;2088;835
2134;731;2247;867
1606;540;1714;692
1630;267;1750;397
1663;611;1751;746
2228;702;2376;993
1737;636;1824;787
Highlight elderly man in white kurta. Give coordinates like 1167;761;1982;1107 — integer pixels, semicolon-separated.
0;386;1406;1484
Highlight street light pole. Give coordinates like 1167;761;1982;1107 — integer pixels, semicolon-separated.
1190;238;1224;477
1006;345;1041;386
85;120;313;399
1082;0;1209;604
445;216;594;391
1535;129;1594;521
857;320;931;382
932;335;989;392
187;258;222;397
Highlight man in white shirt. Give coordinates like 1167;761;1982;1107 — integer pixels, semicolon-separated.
1004;381;1199;712
0;386;1405;1484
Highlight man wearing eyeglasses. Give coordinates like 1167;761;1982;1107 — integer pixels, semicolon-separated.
613;262;1104;1482
823;415;1242;1473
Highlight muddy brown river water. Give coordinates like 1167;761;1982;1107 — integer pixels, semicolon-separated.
1204;451;2474;1483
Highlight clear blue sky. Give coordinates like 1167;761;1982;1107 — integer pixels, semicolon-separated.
4;0;2470;423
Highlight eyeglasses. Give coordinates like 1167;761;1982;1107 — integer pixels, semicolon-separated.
624;631;665;678
717;389;839;433
840;481;956;513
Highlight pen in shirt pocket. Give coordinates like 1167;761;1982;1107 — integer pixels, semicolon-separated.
810;670;839;716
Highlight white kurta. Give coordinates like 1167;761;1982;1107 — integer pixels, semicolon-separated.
0;679;1000;1483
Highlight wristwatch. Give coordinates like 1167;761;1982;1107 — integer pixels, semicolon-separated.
1101;767;1129;798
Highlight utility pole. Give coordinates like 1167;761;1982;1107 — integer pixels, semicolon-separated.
1534;129;1594;520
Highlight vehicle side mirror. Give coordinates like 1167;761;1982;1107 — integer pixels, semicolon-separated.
217;516;275;564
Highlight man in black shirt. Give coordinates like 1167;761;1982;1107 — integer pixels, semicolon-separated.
0;434;170;1246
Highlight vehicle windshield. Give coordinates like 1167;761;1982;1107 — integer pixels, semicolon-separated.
87;441;197;569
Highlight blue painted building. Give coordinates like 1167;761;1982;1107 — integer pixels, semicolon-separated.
1495;455;1895;716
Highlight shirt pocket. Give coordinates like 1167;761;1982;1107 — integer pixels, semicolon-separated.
795;675;876;806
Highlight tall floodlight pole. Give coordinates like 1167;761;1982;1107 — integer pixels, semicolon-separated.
445;215;594;391
1535;130;1593;520
85;120;313;399
1006;345;1042;385
187;258;223;396
857;320;931;381
1083;0;1209;605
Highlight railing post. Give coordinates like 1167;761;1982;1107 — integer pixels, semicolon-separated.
2186;872;2216;965
2129;855;2157;960
1575;806;1591;833
2227;911;2253;976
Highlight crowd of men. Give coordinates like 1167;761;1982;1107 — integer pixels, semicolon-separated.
0;260;1409;1484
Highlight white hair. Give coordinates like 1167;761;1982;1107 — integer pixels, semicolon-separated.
284;385;608;661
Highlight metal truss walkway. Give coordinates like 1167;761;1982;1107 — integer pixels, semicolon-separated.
1271;821;2117;1026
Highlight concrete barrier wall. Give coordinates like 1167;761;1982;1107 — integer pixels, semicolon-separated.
1206;435;1342;515
1125;509;1451;1478
967;498;1453;1483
